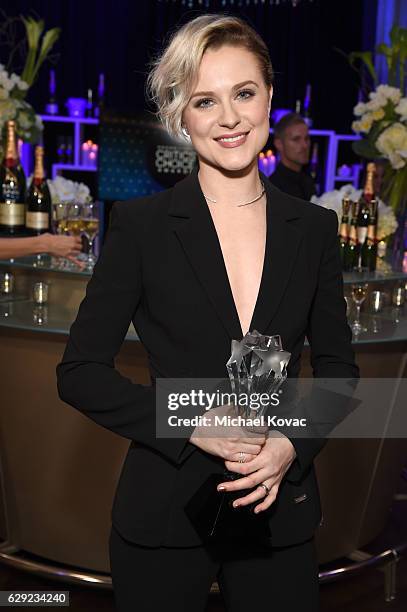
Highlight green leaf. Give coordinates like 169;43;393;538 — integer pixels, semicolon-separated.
30;27;61;84
20;17;44;87
21;16;44;49
19;16;61;91
348;51;378;83
352;139;379;159
382;166;407;213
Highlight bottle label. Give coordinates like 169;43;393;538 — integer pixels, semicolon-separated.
0;202;25;225
26;211;49;230
367;224;376;240
2;176;20;201
339;223;348;239
348;226;357;244
357;226;368;244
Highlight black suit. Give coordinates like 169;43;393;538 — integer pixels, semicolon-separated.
269;161;316;201
56;168;359;550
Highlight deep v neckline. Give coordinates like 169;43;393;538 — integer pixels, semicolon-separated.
170;169;303;343
206;197;268;340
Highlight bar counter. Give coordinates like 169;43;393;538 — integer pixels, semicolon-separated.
0;255;406;584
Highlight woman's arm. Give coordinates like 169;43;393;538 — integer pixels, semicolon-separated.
0;235;46;259
56;202;195;466
0;233;83;263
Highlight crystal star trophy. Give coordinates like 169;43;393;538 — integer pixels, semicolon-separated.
185;330;291;543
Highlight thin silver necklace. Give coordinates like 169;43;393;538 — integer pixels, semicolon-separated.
202;181;266;207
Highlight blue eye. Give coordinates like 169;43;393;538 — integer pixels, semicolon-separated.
195;98;213;108
237;89;255;100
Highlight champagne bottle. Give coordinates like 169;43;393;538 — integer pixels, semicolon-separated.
363;198;378;271
0;120;27;235
357;163;376;269
86;88;93;118
303;83;313;127
45;69;58;115
346;200;359;272
25;146;52;235
94;73;105;118
339;197;351;269
361;162;376;204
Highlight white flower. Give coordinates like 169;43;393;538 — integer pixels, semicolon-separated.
18;111;32;130
0;74;13;91
376;200;398;240
9;73;21;86
376;123;407;169
75;182;91;204
0;98;17;121
47;176;93;204
366;96;386;112
354;102;366;116
0;68;28;93
375;84;402;104
17;79;29;91
395;98;407;120
352;113;374;133
0;86;9;100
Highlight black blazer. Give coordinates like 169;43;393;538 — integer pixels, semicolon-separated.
56;168;359;547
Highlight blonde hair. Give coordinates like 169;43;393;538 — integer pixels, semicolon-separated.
147;14;273;139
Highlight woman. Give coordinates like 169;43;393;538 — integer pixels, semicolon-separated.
56;14;359;612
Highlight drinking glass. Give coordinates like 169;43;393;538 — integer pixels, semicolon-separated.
51;202;70;269
52;202;69;235
351;282;369;335
64;202;87;268
81;201;99;270
66;202;84;237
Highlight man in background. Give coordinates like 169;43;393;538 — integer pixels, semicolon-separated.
270;112;316;201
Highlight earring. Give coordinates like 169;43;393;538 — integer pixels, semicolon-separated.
181;125;190;140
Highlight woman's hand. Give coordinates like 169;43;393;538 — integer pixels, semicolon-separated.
217;432;297;513
40;233;85;267
189;403;267;463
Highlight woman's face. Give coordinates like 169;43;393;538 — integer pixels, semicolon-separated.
182;45;272;173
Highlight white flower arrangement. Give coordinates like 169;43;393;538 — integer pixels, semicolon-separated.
0;64;42;146
352;85;407;171
27;174;92;205
311;184;398;241
47;176;92;205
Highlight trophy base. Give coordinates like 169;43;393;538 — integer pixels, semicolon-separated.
184;473;272;546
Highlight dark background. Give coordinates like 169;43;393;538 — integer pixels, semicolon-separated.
0;0;377;133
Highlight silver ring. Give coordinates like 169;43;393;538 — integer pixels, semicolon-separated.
238;452;246;463
259;482;270;496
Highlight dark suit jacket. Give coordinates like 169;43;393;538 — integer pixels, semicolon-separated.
56;168;359;547
269;162;316;201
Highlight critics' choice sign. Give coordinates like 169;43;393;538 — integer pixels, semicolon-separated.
154;145;196;176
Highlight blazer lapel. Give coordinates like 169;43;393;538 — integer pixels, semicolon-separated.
168;169;303;342
249;177;303;335
169;169;242;340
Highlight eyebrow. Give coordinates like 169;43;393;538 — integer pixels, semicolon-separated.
190;80;259;99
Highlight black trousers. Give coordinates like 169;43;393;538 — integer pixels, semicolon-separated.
109;524;320;612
